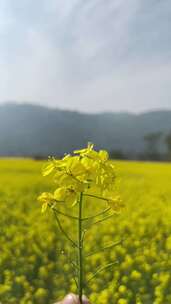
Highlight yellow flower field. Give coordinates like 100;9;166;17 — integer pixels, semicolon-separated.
0;159;171;303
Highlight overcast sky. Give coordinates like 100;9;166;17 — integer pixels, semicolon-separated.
0;0;171;113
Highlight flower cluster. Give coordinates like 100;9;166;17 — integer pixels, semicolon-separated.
38;143;122;213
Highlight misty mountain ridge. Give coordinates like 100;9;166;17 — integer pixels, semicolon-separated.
0;103;171;157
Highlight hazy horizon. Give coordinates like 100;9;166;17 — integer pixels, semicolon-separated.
1;101;171;115
0;0;171;113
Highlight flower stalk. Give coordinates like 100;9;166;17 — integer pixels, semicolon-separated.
78;192;83;304
38;143;123;299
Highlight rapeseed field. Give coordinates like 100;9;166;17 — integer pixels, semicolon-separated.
0;159;171;304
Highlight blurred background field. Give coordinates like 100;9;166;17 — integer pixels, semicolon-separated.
0;159;171;303
1;2;171;303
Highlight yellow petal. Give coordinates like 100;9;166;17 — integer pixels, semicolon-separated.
54;187;66;201
42;163;54;176
41;202;48;213
99;150;109;161
107;196;123;213
38;192;53;203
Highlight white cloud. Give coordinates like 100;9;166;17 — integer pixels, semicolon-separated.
0;0;170;112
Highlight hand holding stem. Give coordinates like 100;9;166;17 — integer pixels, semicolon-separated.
56;293;90;304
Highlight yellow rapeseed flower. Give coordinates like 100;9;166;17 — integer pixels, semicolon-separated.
38;143;121;212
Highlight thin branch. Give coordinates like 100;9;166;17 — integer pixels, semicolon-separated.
61;252;79;290
52;199;65;203
87;213;114;228
69;259;79;291
83;193;109;202
87;261;118;283
53;211;78;248
67;253;79;291
70;260;79;271
52;207;79;220
85;240;123;258
72;276;78;290
81;207;111;221
81;229;87;243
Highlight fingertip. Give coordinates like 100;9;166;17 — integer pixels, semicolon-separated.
82;295;90;304
62;293;78;303
56;293;90;304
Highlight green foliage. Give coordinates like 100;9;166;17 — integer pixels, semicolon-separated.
0;159;171;303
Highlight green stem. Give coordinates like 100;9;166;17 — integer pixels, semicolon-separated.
53;211;78;248
87;261;118;283
52;207;79;220
78;192;83;304
86;213;114;228
82;207;111;221
85;240;123;257
83;193;109;202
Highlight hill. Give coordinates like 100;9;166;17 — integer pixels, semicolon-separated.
0;103;171;157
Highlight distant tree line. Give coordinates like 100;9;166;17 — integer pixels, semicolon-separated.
1;104;171;162
33;132;171;162
110;131;171;161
